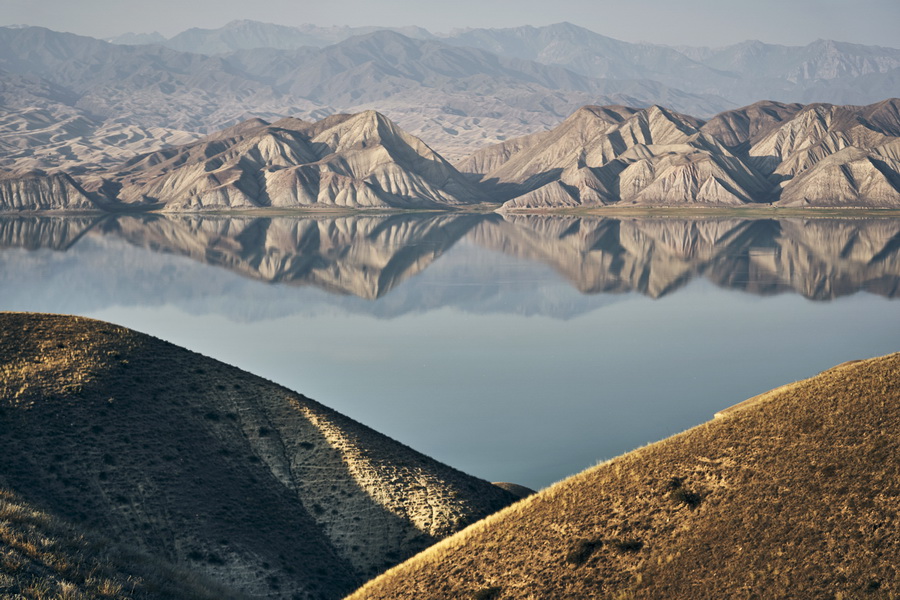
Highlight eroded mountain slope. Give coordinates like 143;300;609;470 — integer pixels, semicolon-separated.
464;100;900;208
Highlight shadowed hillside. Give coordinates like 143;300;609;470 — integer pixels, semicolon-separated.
349;353;900;599
0;488;242;599
0;313;517;600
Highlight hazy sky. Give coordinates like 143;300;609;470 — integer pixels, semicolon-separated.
2;0;898;47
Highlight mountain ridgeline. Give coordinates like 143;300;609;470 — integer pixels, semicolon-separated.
464;99;900;208
1;100;900;211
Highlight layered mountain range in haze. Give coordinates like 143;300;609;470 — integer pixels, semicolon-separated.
1;20;898;169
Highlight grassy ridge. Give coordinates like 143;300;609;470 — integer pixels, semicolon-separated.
348;353;900;599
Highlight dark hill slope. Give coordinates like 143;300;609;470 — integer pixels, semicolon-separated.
0;487;241;599
0;313;516;600
349;353;900;600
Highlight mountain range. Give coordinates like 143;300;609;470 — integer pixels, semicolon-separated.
466;99;900;208
1;21;898;171
2;100;900;210
107;20;900;108
0;313;518;599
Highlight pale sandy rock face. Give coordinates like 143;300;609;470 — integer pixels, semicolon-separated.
3;99;900;211
91;110;483;211
699;100;804;147
777;150;900;207
485;100;900;209
0;172;98;211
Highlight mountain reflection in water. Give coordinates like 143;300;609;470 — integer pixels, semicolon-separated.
2;213;899;304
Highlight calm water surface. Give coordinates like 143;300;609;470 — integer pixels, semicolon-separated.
2;213;898;489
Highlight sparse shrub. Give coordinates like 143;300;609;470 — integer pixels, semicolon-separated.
473;586;502;600
670;488;703;509
667;477;703;509
615;539;643;553
566;539;603;565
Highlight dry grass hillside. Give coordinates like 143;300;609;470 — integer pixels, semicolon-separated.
0;313;516;600
349;353;900;599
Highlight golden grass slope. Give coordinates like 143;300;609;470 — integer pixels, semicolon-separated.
349;353;900;599
0;313;516;600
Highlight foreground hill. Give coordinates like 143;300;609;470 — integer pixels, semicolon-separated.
0;313;517;599
463;99;900;208
349;352;900;599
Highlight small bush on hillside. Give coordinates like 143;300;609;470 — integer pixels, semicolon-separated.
667;477;703;509
566;539;604;565
473;586;502;600
670;488;703;509
615;539;644;553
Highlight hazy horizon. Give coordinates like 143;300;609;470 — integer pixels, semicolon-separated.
1;0;898;48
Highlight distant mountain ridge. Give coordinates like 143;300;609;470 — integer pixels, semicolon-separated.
0;25;731;169
108;20;900;107
464;99;900;208
5;20;898;174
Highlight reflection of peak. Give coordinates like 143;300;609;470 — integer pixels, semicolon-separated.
4;215;900;307
473;215;900;300
0;215;102;250
98;214;484;299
